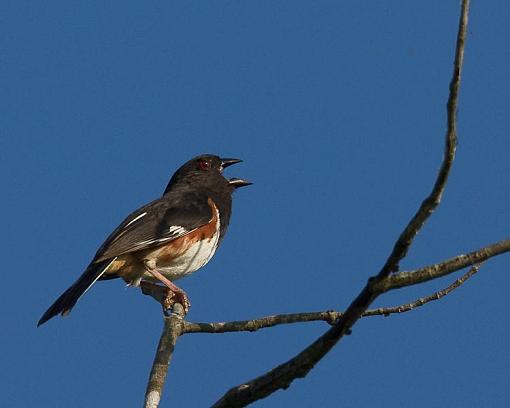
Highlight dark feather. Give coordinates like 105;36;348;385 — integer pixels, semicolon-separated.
93;191;212;262
37;259;116;326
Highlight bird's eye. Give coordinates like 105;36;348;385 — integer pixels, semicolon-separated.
197;159;211;171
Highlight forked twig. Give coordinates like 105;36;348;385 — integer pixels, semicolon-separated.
183;264;482;334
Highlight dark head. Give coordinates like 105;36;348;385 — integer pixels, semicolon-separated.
164;154;251;195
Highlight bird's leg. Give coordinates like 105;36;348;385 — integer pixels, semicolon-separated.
143;259;191;314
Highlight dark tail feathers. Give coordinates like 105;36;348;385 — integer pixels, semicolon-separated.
37;258;116;327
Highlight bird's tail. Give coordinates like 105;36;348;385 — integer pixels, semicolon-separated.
37;258;117;327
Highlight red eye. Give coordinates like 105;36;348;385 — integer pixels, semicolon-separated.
198;159;211;171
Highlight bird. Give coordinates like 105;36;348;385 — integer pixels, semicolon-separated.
38;154;251;326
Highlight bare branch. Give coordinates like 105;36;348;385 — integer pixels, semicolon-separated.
145;233;504;405
212;2;471;406
183;311;339;334
385;239;509;291
144;304;185;408
184;263;481;335
377;0;469;279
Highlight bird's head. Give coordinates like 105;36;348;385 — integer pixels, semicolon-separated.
164;154;251;194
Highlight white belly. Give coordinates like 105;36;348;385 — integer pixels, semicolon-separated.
157;232;220;281
141;210;221;282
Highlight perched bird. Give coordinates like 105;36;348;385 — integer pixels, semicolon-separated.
38;155;250;326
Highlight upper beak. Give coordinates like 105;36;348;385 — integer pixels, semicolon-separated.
220;158;242;169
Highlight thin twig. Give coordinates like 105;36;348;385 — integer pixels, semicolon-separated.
144;303;185;408
377;0;468;279
212;2;470;406
364;263;481;316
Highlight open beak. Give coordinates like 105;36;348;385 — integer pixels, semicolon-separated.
228;178;252;188
220;158;243;169
221;158;251;188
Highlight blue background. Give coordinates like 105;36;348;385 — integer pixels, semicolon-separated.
2;1;509;407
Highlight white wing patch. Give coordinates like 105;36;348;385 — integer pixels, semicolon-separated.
125;212;147;228
135;236;174;248
169;225;188;235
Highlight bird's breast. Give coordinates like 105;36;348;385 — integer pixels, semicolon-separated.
142;201;221;281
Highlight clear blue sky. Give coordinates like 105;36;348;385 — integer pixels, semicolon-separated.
2;1;509;407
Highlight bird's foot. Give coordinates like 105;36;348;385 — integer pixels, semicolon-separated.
140;280;191;316
163;289;191;316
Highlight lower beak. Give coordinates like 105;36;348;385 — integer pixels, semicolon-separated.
228;178;252;188
221;158;242;169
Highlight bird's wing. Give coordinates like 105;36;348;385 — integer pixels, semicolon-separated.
93;191;213;262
